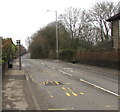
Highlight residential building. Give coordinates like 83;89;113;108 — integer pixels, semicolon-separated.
107;12;120;49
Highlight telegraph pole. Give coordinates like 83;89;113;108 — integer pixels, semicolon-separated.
47;10;59;59
16;40;21;70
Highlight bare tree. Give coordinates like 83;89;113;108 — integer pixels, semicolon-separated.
25;36;32;50
59;7;82;39
90;1;117;42
59;7;95;49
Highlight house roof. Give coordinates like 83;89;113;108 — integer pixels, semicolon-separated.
107;12;120;22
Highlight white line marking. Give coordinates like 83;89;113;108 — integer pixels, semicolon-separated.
66;73;72;76
64;68;74;72
80;79;119;97
22;64;25;67
47;91;54;98
47;65;55;69
26;77;28;80
47;65;51;68
51;67;55;69
41;63;44;65
58;70;72;76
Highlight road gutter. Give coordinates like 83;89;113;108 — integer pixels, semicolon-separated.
23;70;41;110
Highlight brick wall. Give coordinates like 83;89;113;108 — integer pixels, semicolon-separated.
76;50;120;69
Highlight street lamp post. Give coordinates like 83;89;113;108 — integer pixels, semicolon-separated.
16;40;21;70
47;10;59;59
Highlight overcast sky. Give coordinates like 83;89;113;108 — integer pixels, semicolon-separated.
0;0;119;48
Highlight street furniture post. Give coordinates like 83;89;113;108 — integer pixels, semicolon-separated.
16;40;21;70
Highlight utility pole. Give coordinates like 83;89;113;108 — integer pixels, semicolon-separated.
55;10;59;59
47;10;59;59
16;40;21;70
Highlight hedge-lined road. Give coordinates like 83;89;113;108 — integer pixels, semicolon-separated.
21;53;118;110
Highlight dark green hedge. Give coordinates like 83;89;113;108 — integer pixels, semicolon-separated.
59;49;74;62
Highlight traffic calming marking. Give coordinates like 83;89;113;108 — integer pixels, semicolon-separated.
65;92;71;96
68;88;78;96
62;87;66;90
29;75;36;82
71;92;78;96
55;81;59;85
80;92;84;95
32;78;35;82
43;81;63;86
62;87;79;96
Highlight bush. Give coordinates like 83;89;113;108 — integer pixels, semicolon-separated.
48;50;56;59
59;49;74;62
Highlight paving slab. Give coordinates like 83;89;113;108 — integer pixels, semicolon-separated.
2;60;36;110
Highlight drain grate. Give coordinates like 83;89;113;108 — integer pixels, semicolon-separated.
43;81;63;86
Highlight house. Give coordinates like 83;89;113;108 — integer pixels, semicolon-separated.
107;12;120;49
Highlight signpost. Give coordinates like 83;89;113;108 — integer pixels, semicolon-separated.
16;40;21;70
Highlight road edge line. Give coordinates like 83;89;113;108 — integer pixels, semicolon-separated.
80;78;119;97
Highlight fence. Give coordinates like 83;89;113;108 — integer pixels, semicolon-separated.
76;50;120;69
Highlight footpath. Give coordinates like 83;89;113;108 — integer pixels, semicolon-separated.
2;59;36;111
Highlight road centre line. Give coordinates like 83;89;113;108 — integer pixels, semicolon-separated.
47;65;55;69
58;70;72;76
41;63;44;65
80;79;119;97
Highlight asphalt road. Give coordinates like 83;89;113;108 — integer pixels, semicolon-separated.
21;53;118;110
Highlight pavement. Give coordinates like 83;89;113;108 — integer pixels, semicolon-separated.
2;59;36;110
0;65;2;111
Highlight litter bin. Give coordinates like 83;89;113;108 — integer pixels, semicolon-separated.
72;59;76;64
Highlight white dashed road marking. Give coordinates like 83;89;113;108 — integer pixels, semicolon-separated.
58;70;72;76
